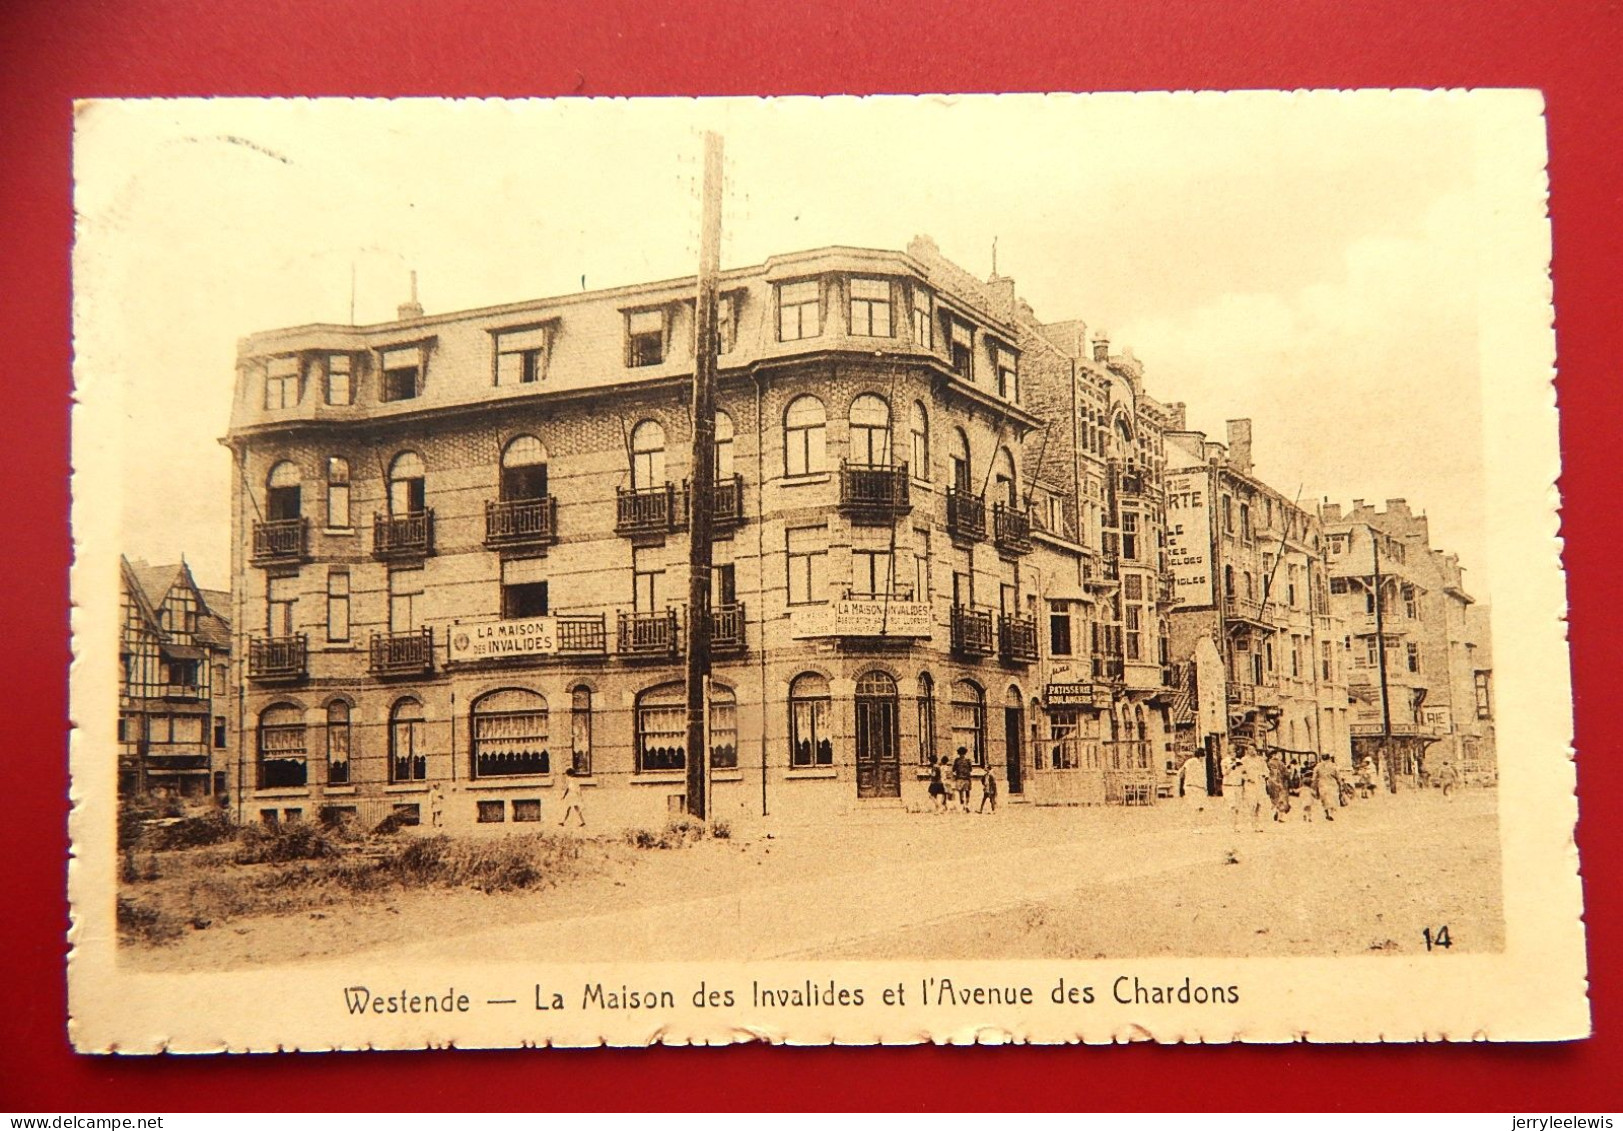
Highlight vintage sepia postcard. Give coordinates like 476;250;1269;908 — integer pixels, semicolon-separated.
68;91;1585;1050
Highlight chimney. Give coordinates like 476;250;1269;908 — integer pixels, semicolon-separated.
1321;502;1342;522
1092;331;1110;363
985;274;1016;317
1225;419;1253;475
1167;401;1187;431
397;270;424;321
1384;498;1410;517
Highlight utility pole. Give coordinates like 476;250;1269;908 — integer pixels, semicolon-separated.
1371;526;1397;793
684;131;724;822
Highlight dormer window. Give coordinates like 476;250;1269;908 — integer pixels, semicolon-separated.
495;325;550;386
849;278;893;337
911;286;934;348
717;292;738;354
380;344;423;402
778;279;822;342
265;356;300;410
948;320;973;378
626;309;666;368
324;354;354;406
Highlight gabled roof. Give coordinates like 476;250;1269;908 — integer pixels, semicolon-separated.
125;559;184;611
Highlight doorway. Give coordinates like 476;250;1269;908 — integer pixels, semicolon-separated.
854;671;901;798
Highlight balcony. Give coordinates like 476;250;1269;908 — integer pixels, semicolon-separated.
711;602;747;656
373;510;435;561
993;504;1033;556
998;614;1039;664
945;487;987;543
950;606;995;657
369;628;435;677
1223;592;1275;629
251;517;310;565
711;474;746;533
1092;655;1124;682
616;483;684;537
248;634;308;682
1227;682;1257;706
484;496;557;550
618;609;681;658
838;461;911;525
554;615;609;656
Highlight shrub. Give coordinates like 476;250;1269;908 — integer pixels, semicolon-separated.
710;819;732;841
233;822;342;865
624;817;712;850
144;811;235;852
116;896;183;945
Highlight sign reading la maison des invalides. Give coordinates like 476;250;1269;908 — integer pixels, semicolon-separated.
1164;470;1214;609
789;597;934;640
449;616;564;661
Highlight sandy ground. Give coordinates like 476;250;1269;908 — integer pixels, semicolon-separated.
125;785;1501;971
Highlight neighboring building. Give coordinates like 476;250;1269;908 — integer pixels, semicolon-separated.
1319;499;1497;786
119;558;233;799
1161;423;1352;788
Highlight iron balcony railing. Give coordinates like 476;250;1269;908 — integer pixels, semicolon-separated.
616;483;684;535
617;609;681;657
711;602;746;656
950;606;995;657
248;634;308;681
992;504;1033;556
945;487;987;543
373;509;434;561
251;517;309;564
712;474;745;531
369;628;435;676
838;461;911;524
1227;682;1257;706
484;496;557;549
998;613;1039;663
555;614;609;655
1224;593;1268;623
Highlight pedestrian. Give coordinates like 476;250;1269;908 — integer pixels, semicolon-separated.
1179;754;1207;808
927;756;948;813
952;747;974;812
1311;756;1341;821
1265;751;1290;822
558;768;586;828
978;766;999;813
429;782;445;829
1225;749;1267;832
1436;762;1459;799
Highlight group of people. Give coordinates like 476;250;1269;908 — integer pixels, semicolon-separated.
926;747;999;814
1218;748;1348;832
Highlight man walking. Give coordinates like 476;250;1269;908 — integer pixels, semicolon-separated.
978;766;999;814
952;747;974;812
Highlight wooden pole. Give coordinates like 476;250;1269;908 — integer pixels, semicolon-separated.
684;131;724;821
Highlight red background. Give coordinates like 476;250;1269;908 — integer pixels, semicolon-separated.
2;0;1618;1111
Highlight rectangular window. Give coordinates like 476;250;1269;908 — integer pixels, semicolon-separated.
716;293;738;354
710;695;738;770
912;287;934;348
849;278;892;337
324;354;353;405
1222;495;1234;534
265;356;300;410
214;716;227;749
851;547;893;597
1475;672;1492;718
1240;503;1252;542
477;800;505;823
632;546;662;612
1123;573;1144;602
1049;600;1073;656
625;309;665;367
267;574;297;637
326;457;351;529
790;694;831;767
1407;642;1421;673
1122;512;1139;560
380;345;422;401
1404;585;1419;620
169;715;204;745
326;569;350;643
1321;639;1333;681
1330;576;1349;594
495;326;550;386
1290;636;1302;678
786;526;827;605
949;321;973;378
512;799;542;822
388;568;423;634
1125;606;1142;661
503;581;549;620
778;280;822;341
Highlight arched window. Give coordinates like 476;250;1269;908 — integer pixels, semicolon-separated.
1116;415;1134;446
994;447;1018;508
325;457;350;529
784;395;827;477
710;683;738;769
789;672;832;768
950;679;986;767
500;435;548;501
950;428;973;493
570;685;593;776
388;451;426;515
636;682;686;772
916;672;937;766
630;420;666;490
849;394;893;467
257;703;307;789
714;410;735;479
1224;564;1236;599
389;697;426;783
471;688;549;778
325;700;350;785
909;401;929;479
267;460;302;522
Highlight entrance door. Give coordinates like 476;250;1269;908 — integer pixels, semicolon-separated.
854;672;901;798
1004;703;1025;794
